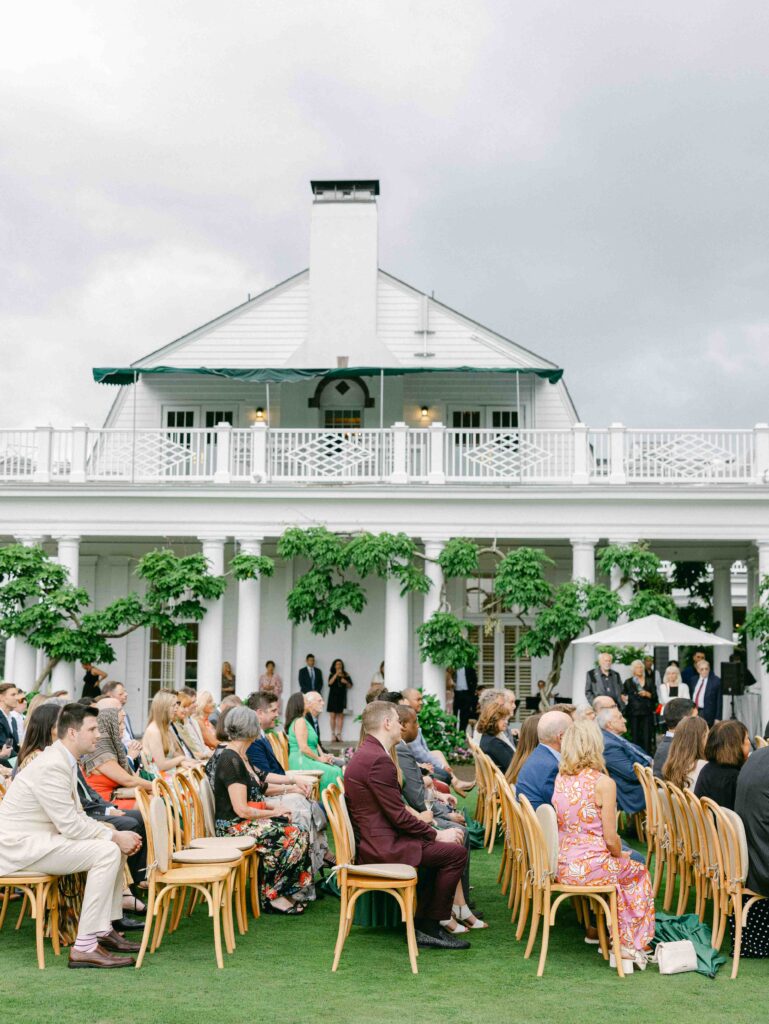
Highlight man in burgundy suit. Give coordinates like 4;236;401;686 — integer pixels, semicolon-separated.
344;701;470;949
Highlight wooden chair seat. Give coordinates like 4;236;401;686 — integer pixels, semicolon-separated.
172;848;243;866
343;863;417;881
189;836;256;852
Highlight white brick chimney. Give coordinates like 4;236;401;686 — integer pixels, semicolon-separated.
300;179;393;366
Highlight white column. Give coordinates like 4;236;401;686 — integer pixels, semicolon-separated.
384;576;409;695
609;537;636;623
711;559;734;679
571;538;598;705
422;539;446;704
198;537;226;701
746;557;759;682
51;535;81;693
756;542;769;728
235;538;263;699
12;534;46;691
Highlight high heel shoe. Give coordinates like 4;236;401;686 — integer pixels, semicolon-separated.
452;904;488;929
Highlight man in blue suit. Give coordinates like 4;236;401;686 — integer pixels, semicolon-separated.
516;710;573;810
691;659;723;728
597;705;651;815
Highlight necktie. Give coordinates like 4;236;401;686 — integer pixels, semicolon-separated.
10;716;18;746
693;678;706;708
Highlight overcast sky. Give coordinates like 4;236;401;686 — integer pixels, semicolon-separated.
2;1;768;428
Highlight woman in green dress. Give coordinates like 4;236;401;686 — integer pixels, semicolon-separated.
286;692;343;793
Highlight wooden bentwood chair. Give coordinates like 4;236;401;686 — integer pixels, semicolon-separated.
322;783;419;973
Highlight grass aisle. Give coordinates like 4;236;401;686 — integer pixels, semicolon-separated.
0;810;763;1024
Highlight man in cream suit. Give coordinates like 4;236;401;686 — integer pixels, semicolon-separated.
0;703;142;968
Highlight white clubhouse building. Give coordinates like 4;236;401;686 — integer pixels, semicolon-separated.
2;179;768;736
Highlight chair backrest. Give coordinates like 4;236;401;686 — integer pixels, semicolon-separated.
633;763;656;834
681;788;708;872
717;806;749;886
700;797;727;890
517;793;549;887
322;783;356;863
175;771;206;841
665;782;692;859
198;776;217;837
654;776;677;852
267;731;289;770
152;776;183;850
148;794;171;872
535;803;559;878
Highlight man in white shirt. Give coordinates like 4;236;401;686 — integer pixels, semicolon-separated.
691;659;722;728
0;702;143;968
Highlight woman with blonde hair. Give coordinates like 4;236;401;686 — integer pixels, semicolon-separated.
657;662;690;704
194;689;218;749
662;715;708;791
142;689;197;778
622;658;657;754
552;719;655;971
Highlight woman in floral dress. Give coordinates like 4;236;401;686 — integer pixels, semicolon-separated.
212;705;312;914
551;719;655;969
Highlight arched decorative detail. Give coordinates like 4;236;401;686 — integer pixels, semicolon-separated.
308;375;375;409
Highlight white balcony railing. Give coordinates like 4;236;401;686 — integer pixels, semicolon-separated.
0;422;767;487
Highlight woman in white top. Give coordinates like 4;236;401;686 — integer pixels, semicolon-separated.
657;663;690;705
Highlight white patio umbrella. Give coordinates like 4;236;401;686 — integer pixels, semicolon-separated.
571;613;735;648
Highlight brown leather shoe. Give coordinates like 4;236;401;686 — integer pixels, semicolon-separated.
98;928;142;953
68;944;135;969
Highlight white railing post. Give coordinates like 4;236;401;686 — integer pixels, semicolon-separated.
70;424;89;483
33;426;53;483
213;422;232;484
571;422;589;485
390;422;408;483
608;422;626;485
753;423;769;484
251;422;268;482
428;422;446;485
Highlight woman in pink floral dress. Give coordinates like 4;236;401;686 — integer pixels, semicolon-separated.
552;720;655;967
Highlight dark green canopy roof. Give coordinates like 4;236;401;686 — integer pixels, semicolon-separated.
93;365;563;386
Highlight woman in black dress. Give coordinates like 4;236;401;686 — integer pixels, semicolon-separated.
477;697;514;773
693;720;749;811
622;659;657;754
327;658;352;743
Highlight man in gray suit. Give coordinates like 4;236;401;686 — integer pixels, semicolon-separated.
585;652;624;706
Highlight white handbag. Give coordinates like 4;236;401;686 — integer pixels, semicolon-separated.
654;939;698;974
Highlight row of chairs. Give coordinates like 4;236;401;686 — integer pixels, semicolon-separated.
634;763;766;978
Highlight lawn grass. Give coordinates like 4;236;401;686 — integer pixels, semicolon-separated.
0;804;763;1024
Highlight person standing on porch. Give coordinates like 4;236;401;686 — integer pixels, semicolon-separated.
585;652;624;707
452;663;477;732
622;659;657;754
691;659;723;728
298;654;323;694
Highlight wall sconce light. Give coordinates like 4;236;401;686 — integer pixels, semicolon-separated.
254;407;265;422
420;405;430;420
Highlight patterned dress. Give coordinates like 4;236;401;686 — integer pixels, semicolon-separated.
552;768;655;952
212;748;313;906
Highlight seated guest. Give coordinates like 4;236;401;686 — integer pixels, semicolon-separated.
573;705;596;721
653;698;696;778
516;711;572;810
174;689;211;758
344;701;470;950
694;720;749;810
205;696;245;781
477;699;514;773
662;715;708;791
193;690;218;749
286;692;343;793
212;706;313;914
81;703;153;802
592;695;617;714
401;688;474;796
733;742;769;957
142;689;199;779
365;681;386;703
395;705;485;933
99;680;136;743
552;720;655;971
596;706;651;815
505;713;542;786
0;702;142;967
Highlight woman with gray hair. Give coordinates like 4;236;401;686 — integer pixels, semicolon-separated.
622;659;657;754
212;705;313;914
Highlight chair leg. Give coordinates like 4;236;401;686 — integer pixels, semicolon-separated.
595;901;609;960
211;882;224;970
134;881;157;970
331;885;350;971
536;895;551;977
524;897;542;959
151;891;172;953
15;893;29;930
404;887;418;975
222;877;235;954
0;886;9;929
651;841;663;897
516;885;531;940
170;887;186;933
48;883;60;957
676;864;691;916
663;854;676;912
249;854;260;918
608;892;625;979
730;896;741;980
34;885;45;970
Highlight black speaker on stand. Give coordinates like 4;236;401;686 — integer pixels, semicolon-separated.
721;662;746;721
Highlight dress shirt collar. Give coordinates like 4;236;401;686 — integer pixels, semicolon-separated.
539;742;561;764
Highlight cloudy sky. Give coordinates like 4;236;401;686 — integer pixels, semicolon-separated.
2;1;768;428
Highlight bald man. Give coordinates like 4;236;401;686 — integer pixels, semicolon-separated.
515;711;572;810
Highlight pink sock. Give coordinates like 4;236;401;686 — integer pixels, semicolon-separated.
73;934;98;952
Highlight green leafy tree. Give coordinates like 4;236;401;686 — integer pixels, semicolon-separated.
0;543;274;687
740;576;769;670
417;693;470;763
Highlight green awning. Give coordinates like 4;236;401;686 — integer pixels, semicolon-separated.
93;365;563;386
